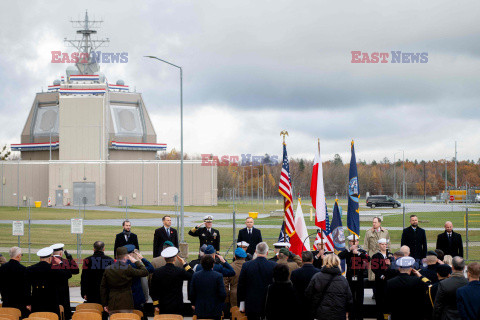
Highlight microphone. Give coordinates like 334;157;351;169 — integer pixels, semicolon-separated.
302;229;322;253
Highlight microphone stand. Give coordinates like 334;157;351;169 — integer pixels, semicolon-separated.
302;229;322;253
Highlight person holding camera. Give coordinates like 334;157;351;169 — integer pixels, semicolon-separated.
100;246;149;314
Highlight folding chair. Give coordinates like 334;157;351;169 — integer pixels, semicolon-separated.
28;312;58;320
75;304;103;314
0;314;18;320
0;308;21;320
153;315;183;320
109;313;140;320
72;312;101;320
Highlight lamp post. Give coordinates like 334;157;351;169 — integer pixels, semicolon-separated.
253;168;259;204
393;151;401;198
145;56;184;241
17;150;21;210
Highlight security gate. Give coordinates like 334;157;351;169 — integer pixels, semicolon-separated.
73;182;96;206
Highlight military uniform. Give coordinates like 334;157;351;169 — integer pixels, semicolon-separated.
385;257;431;320
188;226;221;251
338;246;369;320
52;254;79;320
371;250;393;320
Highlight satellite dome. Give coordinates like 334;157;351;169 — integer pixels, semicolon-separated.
116;79;125;86
53;79;61;86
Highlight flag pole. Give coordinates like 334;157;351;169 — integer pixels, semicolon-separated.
280;130;289;243
317;138;324;248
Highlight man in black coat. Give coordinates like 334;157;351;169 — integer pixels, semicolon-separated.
436;221;463;257
401;215;427;260
237;242;276;320
114;220;139;258
290;251;320;320
81;241;114;304
338;235;369;320
50;243;79;320
25;247;66;316
188;215;220;251
236;217;262;255
150;247;193;315
153;215;179;258
0;247;28;317
385;257;431;320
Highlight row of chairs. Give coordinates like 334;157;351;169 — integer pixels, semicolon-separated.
0;304;247;320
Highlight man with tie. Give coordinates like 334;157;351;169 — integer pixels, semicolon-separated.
114;220;139;259
401;215;427;261
189;215;221;251
153;215;179;258
237;217;263;256
436;221;463;257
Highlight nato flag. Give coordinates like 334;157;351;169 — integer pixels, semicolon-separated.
347;140;360;237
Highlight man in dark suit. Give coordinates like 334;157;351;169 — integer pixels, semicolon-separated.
457;262;480;320
50;243;79;320
188;215;220;251
237;217;262;255
153;215;179;258
150;246;193;315
436;221;463;257
114;220;139;258
433;256;467;320
100;247;148;313
0;247;28;318
81;241;114;304
237;242;276;320
290;251;321;320
25;247;65;316
385;257;432;320
190;255;226;320
401;215;427;260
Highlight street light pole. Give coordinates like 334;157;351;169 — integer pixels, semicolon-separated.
393;151;401;198
262;164;265;209
402;150;405;203
145;56;184;241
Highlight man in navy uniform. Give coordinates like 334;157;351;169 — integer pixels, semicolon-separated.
385;256;432;320
153;215;179;258
436;221;463;257
188;215;220;251
50;243;78;320
25;247;65;316
269;242;291;262
401;215;427;260
237;217;262;255
150;246;193;315
338;235;369;320
114;220;139;258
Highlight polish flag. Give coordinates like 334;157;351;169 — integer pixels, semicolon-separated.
310;144;326;230
291;199;310;254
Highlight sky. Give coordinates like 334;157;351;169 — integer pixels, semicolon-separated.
1;0;479;163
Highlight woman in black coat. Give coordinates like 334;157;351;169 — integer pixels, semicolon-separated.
306;254;353;320
264;264;299;320
370;238;393;320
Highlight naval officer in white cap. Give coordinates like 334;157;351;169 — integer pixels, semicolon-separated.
150;246;192;315
50;243;78;320
25;247;64;315
189;215;221;251
338;234;369;320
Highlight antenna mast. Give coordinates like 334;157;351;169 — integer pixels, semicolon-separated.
64;10;109;74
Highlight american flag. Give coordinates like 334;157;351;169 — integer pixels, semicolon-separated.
278;144;295;237
314;204;334;251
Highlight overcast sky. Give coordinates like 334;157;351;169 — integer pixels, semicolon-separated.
1;0;479;163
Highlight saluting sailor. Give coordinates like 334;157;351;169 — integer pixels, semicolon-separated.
189;215;221;251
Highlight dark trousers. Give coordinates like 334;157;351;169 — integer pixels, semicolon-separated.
374;280;387;320
348;278;364;320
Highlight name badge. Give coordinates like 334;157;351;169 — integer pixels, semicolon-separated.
352;276;358;281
